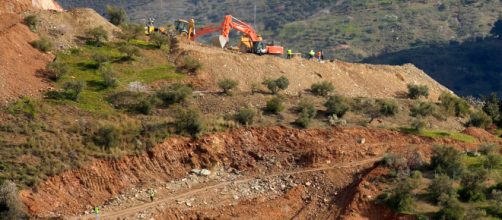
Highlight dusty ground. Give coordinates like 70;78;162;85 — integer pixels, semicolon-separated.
182;42;453;101
34;8;120;50
20;126;475;219
0;8;53;103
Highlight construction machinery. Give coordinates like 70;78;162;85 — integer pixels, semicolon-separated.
174;19;189;37
144;17;166;35
192;15;284;55
174;18;197;40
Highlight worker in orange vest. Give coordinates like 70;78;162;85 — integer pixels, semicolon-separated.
316;50;323;62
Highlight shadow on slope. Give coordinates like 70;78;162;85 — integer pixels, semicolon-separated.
364;19;502;97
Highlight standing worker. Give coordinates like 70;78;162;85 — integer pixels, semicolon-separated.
287;49;292;59
317;50;323;62
147;188;156;202
309;50;315;60
188;18;196;40
93;206;100;219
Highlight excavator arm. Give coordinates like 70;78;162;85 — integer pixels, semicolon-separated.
191;23;221;40
191;15;283;55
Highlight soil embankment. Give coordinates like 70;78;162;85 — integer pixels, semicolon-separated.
21;127;472;219
0;3;54;103
183;43;452;101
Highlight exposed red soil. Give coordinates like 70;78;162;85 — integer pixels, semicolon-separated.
20;126;473;218
0;1;55;103
338;166;414;220
462;127;499;143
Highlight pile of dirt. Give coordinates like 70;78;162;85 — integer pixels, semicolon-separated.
462;127;498;142
0;0;62;14
182;43;453;101
20;127;472;218
35;8;120;50
0;2;54;103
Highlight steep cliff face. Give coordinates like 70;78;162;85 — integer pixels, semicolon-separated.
0;0;55;103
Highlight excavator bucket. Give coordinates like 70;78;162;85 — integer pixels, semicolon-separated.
219;35;229;48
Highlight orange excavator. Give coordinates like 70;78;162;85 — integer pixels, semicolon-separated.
191;15;284;55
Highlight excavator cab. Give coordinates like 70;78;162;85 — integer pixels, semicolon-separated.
174;19;189;36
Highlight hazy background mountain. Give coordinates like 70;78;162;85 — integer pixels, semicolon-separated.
57;0;502;96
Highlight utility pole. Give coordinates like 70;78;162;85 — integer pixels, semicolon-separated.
253;4;257;28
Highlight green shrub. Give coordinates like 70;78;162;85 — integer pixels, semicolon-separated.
118;23;144;42
410;102;435;117
23;15;37;31
458;167;488;202
297;99;317;119
407;84;429;99
429;175;456;203
45;61;68;81
411;118;426;132
218;79;238;95
383;178;417;213
295;111;313;128
410;170;422;179
265;96;285;114
262;76;289;94
30;37;52;52
99;65;118;88
92;52;112;67
380;100;399;116
435;196;465;220
234;107;256;126
105;5;127;26
430;146;465;179
178;56;202;74
62;81;85;101
108;91;155;114
439;92;470;117
295;99;317;128
149;32;170;48
7;97;37;120
156;83;192;106
275;76;289;90
118;44;140;60
483;153;502;170
383;153;408;170
93;125;119;149
324;95;350;118
482;93;501;125
173;107;204;137
468;111;492;128
479;143;499;155
310;81;334;96
86;26;109;45
0;181;28;220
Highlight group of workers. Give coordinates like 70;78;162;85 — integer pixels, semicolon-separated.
92;189;156;219
286;49;325;62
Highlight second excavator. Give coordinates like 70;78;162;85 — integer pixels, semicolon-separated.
190;15;284;55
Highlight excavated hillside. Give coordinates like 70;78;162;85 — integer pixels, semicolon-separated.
20;127;474;219
183;43;452;101
0;1;118;103
0;0;55;103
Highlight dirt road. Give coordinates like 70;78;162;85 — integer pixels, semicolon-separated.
69;157;382;220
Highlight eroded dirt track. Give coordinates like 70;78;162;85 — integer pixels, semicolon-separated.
71;157;382;220
21;127;472;219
